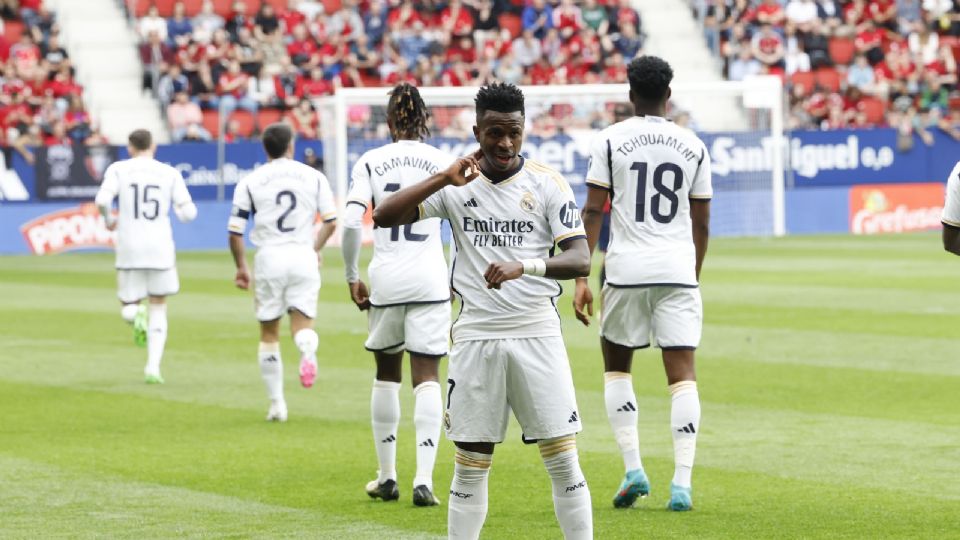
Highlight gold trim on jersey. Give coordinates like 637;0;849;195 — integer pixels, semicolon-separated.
417;202;426;219
689;194;712;200
554;231;584;244
525;159;572;192
321;211;338;219
944;218;960;227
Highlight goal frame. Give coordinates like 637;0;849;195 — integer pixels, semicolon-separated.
320;77;785;237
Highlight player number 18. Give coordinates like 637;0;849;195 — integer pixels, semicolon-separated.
630;161;683;224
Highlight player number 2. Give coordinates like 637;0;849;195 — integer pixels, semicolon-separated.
129;184;160;220
383;183;427;242
630;161;683;224
276;190;297;232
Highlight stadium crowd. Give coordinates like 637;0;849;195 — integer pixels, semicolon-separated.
0;0;102;160
135;0;644;141
696;0;960;145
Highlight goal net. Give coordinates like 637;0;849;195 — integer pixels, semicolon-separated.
319;77;784;241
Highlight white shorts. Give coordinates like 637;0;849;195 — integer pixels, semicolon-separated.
600;285;702;350
365;302;451;357
444;337;582;443
253;246;319;321
117;268;179;303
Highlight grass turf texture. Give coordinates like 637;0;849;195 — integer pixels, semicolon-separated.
1;232;958;539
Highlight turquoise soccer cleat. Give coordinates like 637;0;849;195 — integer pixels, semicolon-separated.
612;469;650;508
132;305;148;347
666;483;693;511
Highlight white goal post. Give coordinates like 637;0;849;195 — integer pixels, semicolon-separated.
320;77;785;238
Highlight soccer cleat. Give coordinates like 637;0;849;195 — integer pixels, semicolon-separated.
412;485;440;507
365;479;400;502
666;483;693;512
612;469;650;508
144;373;164;385
266;400;288;422
132;305;148;347
299;355;317;388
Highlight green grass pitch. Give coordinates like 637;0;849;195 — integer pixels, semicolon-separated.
1;233;958;539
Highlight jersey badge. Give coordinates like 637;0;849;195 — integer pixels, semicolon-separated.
519;191;536;214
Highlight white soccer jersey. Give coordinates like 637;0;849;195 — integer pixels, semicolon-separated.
586;115;712;287
95;156;193;270
348;140;453;306
943;160;960;228
418;158;586;342
228;157;337;247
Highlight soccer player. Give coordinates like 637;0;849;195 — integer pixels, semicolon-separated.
573;56;712;512
341;83;452;507
374;83;594;540
227;123;337;422
943;161;960;255
95;129;197;384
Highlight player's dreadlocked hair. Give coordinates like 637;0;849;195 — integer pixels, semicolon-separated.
474;82;525;117
627;56;673;103
387;83;430;141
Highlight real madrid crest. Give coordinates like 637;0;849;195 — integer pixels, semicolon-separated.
520;191;536;214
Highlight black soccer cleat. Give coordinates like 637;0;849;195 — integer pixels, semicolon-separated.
365;479;400;501
412;484;440;507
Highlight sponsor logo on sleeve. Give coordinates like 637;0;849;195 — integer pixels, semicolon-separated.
559;201;582;228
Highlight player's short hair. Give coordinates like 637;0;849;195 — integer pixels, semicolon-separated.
262;123;294;159
128;129;153;151
475;82;525;118
627;56;674;104
387;82;431;141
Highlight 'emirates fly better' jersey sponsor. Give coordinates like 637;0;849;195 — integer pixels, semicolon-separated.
587;115;712;287
96;156;193;270
348;140;453;306
418;157;586;343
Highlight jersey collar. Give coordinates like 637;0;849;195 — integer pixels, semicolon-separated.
482;156;525;186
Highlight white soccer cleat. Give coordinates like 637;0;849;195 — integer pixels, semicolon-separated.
266;400;288;422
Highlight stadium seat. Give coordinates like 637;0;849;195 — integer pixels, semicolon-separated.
828;38;855;66
3;20;25;43
202;109;220;137
790;71;816;95
257;108;283;128
814;68;842;92
134;0;175;17
950;96;960;111
322;0;343;13
498;13;522;40
859;97;886;125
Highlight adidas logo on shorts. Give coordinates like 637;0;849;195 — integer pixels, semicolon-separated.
568;411;579;423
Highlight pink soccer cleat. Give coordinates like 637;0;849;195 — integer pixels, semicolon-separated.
299;355;317;388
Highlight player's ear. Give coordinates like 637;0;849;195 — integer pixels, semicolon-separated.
665;87;672;102
472;123;479;143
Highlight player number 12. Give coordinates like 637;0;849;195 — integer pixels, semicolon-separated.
630;161;683;224
383;183;427;242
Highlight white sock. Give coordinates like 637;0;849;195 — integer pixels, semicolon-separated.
604;371;643;473
413;381;442;490
120;303;139;323
293;328;318;364
371;379;401;483
448;449;491;540
145;304;167;376
540;437;593;540
258;342;283;402
670;380;701;488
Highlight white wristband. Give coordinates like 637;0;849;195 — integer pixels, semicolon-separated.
520;258;546;277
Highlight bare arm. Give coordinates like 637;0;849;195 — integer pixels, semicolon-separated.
373;154;480;227
944;225;960;255
691;199;711;281
229;233;250;289
315;219;336;251
572;186;609;325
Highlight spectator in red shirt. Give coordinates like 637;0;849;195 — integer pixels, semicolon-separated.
441;59;472;86
298;66;335;99
217;60;260;119
855;19;886;65
441;0;475;40
278;0;306;35
43;120;71;146
287;23;319;67
273;55;303;109
553;0;583;40
755;0;786;26
10;34;41;78
528;56;555;85
387;1;422;34
867;0;897;31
